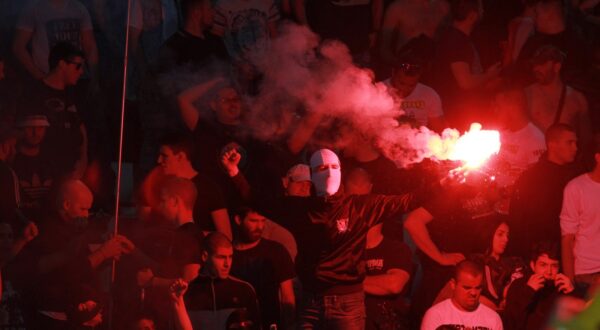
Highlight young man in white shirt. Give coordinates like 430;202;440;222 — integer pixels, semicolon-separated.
421;260;503;330
561;139;600;291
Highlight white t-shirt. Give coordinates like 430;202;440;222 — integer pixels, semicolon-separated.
496;122;546;187
421;299;503;330
560;173;600;275
384;80;444;127
16;0;93;74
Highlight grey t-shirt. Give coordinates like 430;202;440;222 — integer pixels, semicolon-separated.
16;0;93;73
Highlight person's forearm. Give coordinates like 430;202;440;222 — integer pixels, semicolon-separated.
88;248;109;268
405;210;443;263
8;239;30;262
173;298;193;330
364;273;408;295
12;44;45;79
281;300;296;329
562;235;576;280
213;217;232;241
287;111;322;154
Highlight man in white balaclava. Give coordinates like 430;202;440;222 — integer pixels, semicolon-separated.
310;149;342;196
220;147;421;330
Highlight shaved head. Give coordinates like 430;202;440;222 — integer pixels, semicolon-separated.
56;180;94;221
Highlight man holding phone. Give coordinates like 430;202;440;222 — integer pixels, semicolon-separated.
503;241;576;330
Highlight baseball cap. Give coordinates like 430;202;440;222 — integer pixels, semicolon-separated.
531;45;566;65
16;114;50;128
286;164;310;182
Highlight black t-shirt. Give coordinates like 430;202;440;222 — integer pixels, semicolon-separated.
305;0;372;54
422;185;500;266
136;222;202;279
364;237;413;330
230;239;295;328
427;26;485;129
12;151;58;221
22;80;84;176
158;29;229;71
191;174;227;232
185;275;260;329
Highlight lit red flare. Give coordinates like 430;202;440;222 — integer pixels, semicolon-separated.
428;123;501;169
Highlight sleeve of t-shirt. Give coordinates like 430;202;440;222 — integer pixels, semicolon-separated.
16;4;36;31
420;305;442;330
384;240;414;275
359;194;415;228
270;241;296;282
560;180;581;236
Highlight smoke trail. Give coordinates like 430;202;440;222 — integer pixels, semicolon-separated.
247;22;469;167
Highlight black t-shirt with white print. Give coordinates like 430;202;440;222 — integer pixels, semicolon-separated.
364;237;413;330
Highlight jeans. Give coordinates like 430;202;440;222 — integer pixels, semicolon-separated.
298;290;366;330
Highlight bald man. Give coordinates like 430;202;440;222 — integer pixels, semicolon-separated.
15;179;134;329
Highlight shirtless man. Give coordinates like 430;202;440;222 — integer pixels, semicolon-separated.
379;0;448;64
525;45;591;141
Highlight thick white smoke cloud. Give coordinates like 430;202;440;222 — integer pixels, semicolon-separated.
247;23;466;167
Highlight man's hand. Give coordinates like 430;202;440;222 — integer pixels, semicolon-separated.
22;222;39;243
527;274;546;291
437;252;465;266
170;278;188;302
99;235;135;260
221;146;241;177
137;268;154;288
555;273;575;294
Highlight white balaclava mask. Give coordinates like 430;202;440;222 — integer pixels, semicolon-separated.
310;149;341;196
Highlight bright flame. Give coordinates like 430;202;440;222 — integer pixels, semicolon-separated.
426;123;501;169
449;123;501;169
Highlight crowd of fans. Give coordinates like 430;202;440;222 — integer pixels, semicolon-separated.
0;0;599;329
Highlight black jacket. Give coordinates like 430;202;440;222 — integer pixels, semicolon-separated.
267;192;415;294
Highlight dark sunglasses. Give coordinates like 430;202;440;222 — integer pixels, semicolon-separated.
66;60;84;70
396;63;422;76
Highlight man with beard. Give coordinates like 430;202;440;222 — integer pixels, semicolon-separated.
230;206;295;329
421;260;503;330
525;45;591;139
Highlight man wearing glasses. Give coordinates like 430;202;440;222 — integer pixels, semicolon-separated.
21;42;88;180
385;55;445;132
